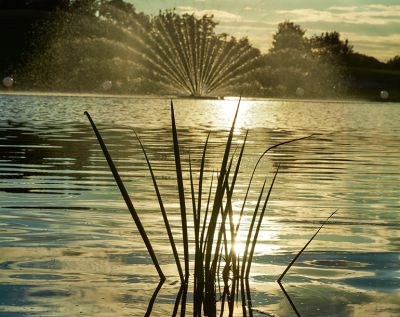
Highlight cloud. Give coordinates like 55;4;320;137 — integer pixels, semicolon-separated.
328;6;358;12
176;6;243;22
367;4;400;10
342;32;400;60
170;3;398;60
342;32;400;46
276;5;400;25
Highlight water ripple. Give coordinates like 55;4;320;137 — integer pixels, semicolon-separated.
0;95;399;316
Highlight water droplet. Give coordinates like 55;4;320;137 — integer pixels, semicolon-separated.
102;80;112;91
296;87;304;97
2;76;14;88
380;90;389;100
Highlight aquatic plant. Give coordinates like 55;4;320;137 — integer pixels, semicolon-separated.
85;99;335;316
85;99;344;316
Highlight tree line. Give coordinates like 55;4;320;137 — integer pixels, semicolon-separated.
1;0;399;99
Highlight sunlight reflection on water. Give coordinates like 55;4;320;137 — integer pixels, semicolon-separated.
0;94;399;316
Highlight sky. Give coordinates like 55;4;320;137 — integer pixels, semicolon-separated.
128;0;400;61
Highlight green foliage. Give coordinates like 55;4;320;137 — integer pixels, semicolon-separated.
310;31;353;65
70;0;99;16
3;0;399;99
16;2;260;96
269;20;306;53
258;21;351;98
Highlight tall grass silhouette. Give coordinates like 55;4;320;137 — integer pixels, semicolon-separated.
85;99;328;316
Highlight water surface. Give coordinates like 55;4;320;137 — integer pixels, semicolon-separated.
0;94;399;316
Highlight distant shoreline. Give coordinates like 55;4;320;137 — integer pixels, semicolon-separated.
1;89;399;103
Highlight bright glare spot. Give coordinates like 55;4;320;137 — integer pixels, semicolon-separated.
232;216;281;258
233;241;246;257
218;98;252;130
102;80;112;91
219;98;239;115
380;90;389;100
2;76;13;88
296;87;304;97
232;214;240;226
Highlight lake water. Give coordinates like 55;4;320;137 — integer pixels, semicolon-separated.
0;94;399;316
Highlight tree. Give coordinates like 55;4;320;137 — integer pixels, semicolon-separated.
346;52;383;68
264;21;310;95
387;55;400;69
269;20;306;53
102;0;135;13
0;0;68;10
310;31;353;65
70;0;98;16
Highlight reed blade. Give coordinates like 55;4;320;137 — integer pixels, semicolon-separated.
240;277;247;317
180;282;188;317
201;170;215;254
134;130;184;282
240;177;267;278
245;166;279;279
171;100;190;281
277;281;302;317
204;97;241;277
172;284;185;317
189;150;200;314
193;133;210;316
198;133;210;242
253;135;312;181
84;111;165;281
245;279;254;317
277;209;338;283
144;279;165;317
188;151;199;252
235;135;311;234
210;156;235;279
223;131;248;275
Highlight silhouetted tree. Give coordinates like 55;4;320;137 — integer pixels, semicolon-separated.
269;20;306;53
310;31;353;65
264;21;311;95
70;0;98;16
387;55;400;69
101;0;134;13
259;22;351;97
346;52;383;68
0;0;68;10
8;0;399;98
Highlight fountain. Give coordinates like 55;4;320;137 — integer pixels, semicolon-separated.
146;12;261;96
19;4;261;96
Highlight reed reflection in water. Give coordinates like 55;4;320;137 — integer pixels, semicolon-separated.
0;94;399;316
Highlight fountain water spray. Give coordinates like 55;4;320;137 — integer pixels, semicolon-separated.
22;4;261;96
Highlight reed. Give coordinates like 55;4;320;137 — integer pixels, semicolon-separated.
134;130;184;283
85;99;315;316
85;111;165;281
277;209;338;283
171;101;190;282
